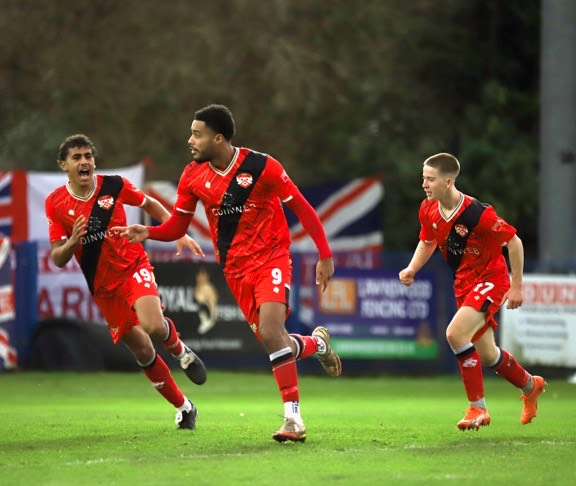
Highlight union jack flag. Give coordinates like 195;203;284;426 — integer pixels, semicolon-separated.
286;177;383;252
0;171;28;242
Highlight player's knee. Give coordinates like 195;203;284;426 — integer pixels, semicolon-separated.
126;340;155;363
259;321;284;345
139;317;166;341
445;327;463;349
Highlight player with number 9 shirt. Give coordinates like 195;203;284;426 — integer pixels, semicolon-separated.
114;104;342;443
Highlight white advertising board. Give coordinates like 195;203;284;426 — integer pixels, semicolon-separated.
501;274;576;367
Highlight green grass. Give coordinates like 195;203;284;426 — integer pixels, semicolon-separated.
0;371;574;485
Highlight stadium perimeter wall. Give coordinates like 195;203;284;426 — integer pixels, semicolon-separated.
3;242;463;375
5;244;573;378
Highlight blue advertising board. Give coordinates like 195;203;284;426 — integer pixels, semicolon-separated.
315;268;439;359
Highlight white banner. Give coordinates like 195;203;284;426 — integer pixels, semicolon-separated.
501;274;576;367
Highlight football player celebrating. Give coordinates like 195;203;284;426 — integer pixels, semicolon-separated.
399;153;546;430
45;134;207;430
114;104;342;442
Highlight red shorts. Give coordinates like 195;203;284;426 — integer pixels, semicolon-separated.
225;255;292;341
94;262;159;344
456;275;510;342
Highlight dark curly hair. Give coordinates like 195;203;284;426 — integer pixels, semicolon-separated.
57;134;97;164
194;104;236;141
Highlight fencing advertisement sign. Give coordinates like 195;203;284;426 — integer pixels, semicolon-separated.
315;269;439;359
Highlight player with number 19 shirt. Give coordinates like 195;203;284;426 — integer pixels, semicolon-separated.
44;134;207;431
46;175;150;307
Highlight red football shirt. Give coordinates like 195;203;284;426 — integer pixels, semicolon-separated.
174;147;300;277
45;175;149;295
418;193;517;297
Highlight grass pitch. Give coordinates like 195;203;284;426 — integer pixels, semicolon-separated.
0;370;574;485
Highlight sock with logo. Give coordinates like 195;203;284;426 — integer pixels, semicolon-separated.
283;400;304;427
454;343;484;403
140;353;185;407
289;334;320;360
490;347;531;390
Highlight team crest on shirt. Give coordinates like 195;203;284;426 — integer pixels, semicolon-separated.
492;219;504;232
454;224;468;237
97;195;114;210
236;173;253;188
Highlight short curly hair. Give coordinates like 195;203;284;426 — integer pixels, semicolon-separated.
194;104;236;141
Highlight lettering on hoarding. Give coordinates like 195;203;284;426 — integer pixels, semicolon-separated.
37;286;102;321
523;282;576;305
360;299;429;319
357;278;432;299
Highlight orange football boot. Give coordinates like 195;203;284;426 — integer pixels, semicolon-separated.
520;376;547;425
457;406;491;431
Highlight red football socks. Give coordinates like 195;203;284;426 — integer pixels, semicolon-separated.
162;317;185;358
491;348;530;388
270;348;300;403
141;354;185;408
289;334;319;360
456;346;484;402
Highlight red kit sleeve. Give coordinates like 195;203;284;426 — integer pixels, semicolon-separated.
147;210;192;241
285;190;332;259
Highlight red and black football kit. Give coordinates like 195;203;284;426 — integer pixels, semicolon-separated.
418;193;516;340
148;147;332;336
45;175;158;343
418;192;534;406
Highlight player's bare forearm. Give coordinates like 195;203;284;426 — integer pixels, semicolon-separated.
316;257;334;292
506;234;524;290
399;240;436;286
51;215;87;268
142;196;204;256
142;195;172;223
51;240;78;268
503;234;524;309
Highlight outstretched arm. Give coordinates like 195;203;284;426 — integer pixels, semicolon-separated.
141;196;204;257
112;208;194;246
285;191;333;292
398;240;437;286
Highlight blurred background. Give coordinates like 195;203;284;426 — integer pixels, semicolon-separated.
0;0;574;377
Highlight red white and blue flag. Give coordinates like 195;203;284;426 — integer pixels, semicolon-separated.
0;171;28;242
